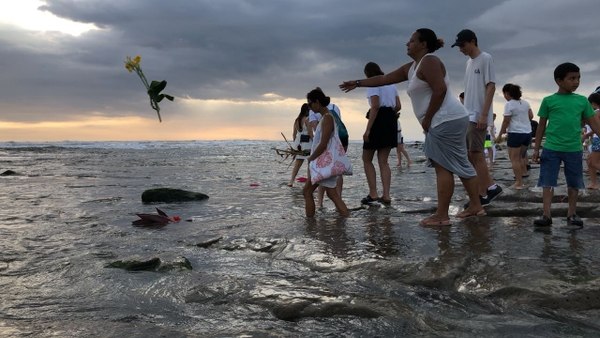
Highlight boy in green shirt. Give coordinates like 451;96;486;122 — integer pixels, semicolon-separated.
532;62;600;227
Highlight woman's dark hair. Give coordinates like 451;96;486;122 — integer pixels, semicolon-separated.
588;93;600;106
502;83;522;100
307;89;330;107
294;103;309;132
416;28;444;52
364;62;384;78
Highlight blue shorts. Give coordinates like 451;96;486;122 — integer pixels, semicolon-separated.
507;132;531;148
537;149;584;189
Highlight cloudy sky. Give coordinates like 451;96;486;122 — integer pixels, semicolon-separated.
1;0;599;142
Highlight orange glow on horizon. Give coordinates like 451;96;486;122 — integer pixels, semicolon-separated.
0;115;298;142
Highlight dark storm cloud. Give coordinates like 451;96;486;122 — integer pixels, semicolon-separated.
0;0;598;123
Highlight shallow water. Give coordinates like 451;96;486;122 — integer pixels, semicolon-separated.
0;141;599;337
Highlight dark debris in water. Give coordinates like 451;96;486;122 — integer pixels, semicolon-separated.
271;301;381;321
105;256;192;271
487;285;600;311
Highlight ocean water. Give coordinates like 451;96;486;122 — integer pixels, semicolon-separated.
0;140;599;337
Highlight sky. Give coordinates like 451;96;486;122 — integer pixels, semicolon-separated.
0;0;599;142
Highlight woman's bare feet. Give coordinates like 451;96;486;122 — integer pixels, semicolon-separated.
456;208;486;219
419;214;451;226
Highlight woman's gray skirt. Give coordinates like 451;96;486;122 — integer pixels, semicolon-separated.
423;116;476;178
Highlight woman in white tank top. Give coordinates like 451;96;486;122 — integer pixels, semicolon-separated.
340;28;485;226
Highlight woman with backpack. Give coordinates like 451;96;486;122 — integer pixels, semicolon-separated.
307;87;349;208
303;89;350;217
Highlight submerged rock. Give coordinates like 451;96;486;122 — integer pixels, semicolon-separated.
487;286;600;311
196;236;223;248
0;170;17;176
106;257;161;271
271;301;381;321
106;256;193;271
141;188;209;203
158;256;193;271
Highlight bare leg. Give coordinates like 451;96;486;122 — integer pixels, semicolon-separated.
289;159;304;186
457;175;485;217
337;176;344;199
317;186;325;208
567;187;579;217
377;147;392;201
469;150;493;196
396;144;411;167
520;146;529;175
362;149;378;198
401;144;411;166
542;187;553;218
508;146;524;188
588;153;600;189
485;147;494;167
433;165;453;220
325;186;349;217
303;180;319;217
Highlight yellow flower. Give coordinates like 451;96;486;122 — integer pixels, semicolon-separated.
133;55;141;65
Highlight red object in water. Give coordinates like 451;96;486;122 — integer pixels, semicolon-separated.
296;177;307;183
250;183;260;187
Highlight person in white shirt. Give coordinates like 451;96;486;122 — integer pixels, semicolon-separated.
359;62;400;205
307;87;346;208
497;84;533;189
340;28;484;226
452;29;503;207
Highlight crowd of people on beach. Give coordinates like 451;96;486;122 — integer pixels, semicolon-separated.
287;27;600;228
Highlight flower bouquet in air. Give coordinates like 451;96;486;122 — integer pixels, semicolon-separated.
124;55;174;122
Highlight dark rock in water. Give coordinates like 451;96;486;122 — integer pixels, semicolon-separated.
106;256;192;272
106;257;161;271
157;256;193;271
487;286;600;311
141;188;209;203
272;301;381;321
221;237;284;253
196;236;223;248
0;170;17;176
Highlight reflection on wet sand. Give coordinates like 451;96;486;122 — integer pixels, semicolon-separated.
364;215;400;257
541;230;592;282
305;217;352;258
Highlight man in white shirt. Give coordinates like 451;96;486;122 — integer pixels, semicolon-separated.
452;29;502;206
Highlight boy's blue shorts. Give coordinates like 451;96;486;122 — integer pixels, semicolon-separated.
537;149;584;189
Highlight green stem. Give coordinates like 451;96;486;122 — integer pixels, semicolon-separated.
150;99;162;122
135;67;150;89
